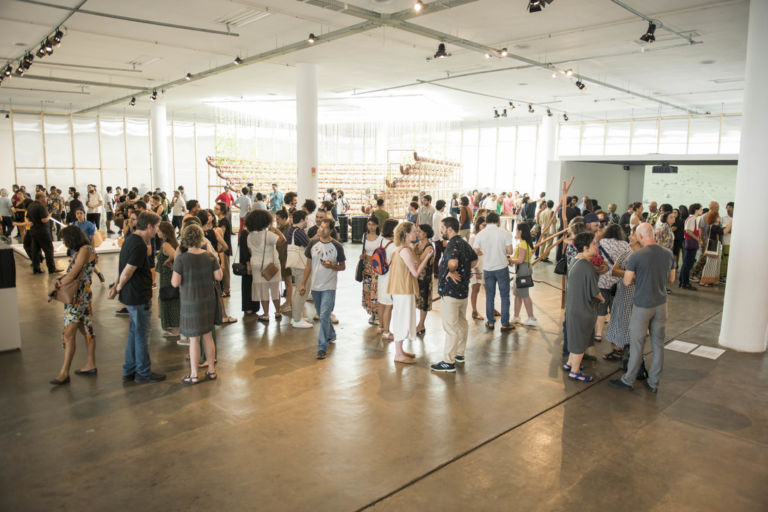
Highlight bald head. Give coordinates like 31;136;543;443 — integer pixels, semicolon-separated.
35;191;46;203
636;222;655;245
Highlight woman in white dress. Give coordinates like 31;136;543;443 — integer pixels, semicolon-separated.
468;215;487;320
246;209;286;322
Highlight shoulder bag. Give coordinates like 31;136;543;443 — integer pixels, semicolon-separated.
260;231;279;281
286;229;308;269
355;238;366;282
48;247;89;305
554;255;567;275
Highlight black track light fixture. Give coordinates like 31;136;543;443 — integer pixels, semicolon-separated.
233;56;242;65
640;22;656;43
150;89;157;101
501;108;508;118
129;97;136;106
308;33;316;44
3;65;12;77
500;48;508;57
15;64;24;76
5;113;9;119
44;39;54;56
563;113;569;122
547;108;552;117
575;79;586;90
508;101;515;110
37;44;46;58
528;104;534;113
434;43;449;59
414;0;424;11
185;73;192;81
528;0;553;13
22;53;33;70
53;28;64;47
494;108;500;119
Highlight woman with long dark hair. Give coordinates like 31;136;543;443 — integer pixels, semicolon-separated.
508;222;536;326
156;221;181;338
360;216;382;324
413;223;435;336
49;226;97;385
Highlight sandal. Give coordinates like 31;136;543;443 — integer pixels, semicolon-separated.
568;371;593;382
382;331;394;340
198;359;218;368
603;349;623;361
206;371;217;381
593;336;602;343
274;314;282;321
221;292;230;298
493;310;501;317
562;363;583;372
471;312;483;320
258;315;270;322
416;329;426;336
182;375;199;385
222;316;237;324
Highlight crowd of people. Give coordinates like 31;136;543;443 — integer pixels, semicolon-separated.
0;182;732;392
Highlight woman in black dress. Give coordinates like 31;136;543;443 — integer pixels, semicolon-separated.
239;220;260;315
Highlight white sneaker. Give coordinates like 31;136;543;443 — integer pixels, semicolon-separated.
292;319;313;329
331;313;339;324
177;336;190;346
523;318;538;327
511;317;521;324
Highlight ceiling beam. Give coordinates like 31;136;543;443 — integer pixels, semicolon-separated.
16;0;240;37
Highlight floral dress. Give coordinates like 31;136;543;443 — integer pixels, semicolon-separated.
413;241;434;312
63;248;96;343
361;236;381;318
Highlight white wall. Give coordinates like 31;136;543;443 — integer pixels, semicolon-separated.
642;164;736;209
0;120;14;187
557;161;644;209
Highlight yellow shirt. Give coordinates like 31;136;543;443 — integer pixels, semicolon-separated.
514;240;532;264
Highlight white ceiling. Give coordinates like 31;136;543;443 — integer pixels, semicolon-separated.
0;0;749;122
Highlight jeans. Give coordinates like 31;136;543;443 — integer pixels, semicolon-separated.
621;303;667;388
123;303;152;377
679;248;697;286
484;267;510;325
311;289;336;351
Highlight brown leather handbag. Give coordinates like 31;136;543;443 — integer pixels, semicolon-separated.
260;232;279;281
48;248;89;304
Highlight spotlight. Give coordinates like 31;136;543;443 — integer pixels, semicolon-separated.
494;109;500;119
53;28;64;47
15;64;24;76
528;104;534;113
414;0;424;11
508;101;515;109
640;22;656;43
547;108;552;117
502;108;508;117
563;113;569;121
552;72;557;78
528;0;553;13
500;48;508;57
150;89;157;101
44;39;53;55
37;44;46;58
434;43;449;59
22;54;33;70
484;53;491;59
185;73;192;80
565;68;573;76
5;113;9;119
129;97;136;106
3;65;12;77
308;33;316;44
233;56;242;65
575;80;586;90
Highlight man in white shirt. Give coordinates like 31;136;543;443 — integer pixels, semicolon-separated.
104;186;115;234
431;199;446;277
335;191;349;217
473;211;515;330
721;201;733;281
233;186;252;235
86;184;103;230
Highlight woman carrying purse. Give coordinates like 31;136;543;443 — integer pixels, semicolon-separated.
246;209;286;322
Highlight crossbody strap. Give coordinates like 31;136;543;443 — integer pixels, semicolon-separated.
598;241;615;266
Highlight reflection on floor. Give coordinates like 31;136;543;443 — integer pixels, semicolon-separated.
1;248;766;511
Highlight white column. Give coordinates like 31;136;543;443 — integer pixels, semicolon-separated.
536;115;558;197
296;63;318;204
719;0;768;353
150;102;170;194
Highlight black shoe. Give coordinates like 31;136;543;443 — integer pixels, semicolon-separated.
116;307;129;316
97;273;105;283
430;361;456;373
74;368;98;376
500;323;515;331
32;269;44;274
644;381;658;394
316;350;327;360
454;355;465;364
122;373;135;382
484;322;495;330
49;376;70;386
682;284;697;291
50;268;63;274
107;230;115;234
328;337;336;344
134;372;166;384
609;379;633;391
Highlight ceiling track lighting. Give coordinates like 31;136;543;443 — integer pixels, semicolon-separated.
547;108;553;117
484;53;491;59
150;89;158;101
22;54;33;70
527;0;553;13
563;113;569;122
15;64;24;76
413;0;424;12
640;22;656;43
37;45;46;58
500;48;508;57
185;72;192;80
233;56;242;65
565;68;573;76
493;108;500;119
308;33;316;44
44;39;54;55
53;28;64;47
528;104;534;113
501;108;508;117
3;65;12;77
129;97;136;106
575;79;586;90
509;101;515;110
433;42;449;59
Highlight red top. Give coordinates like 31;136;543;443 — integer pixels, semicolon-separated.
215;191;234;206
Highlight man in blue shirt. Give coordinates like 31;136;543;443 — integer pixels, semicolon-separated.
269;183;284;212
431;216;477;373
72;207;95;242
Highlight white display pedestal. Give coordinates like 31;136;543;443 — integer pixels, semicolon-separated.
0;242;21;351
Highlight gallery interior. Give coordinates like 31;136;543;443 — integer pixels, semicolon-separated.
1;0;766;510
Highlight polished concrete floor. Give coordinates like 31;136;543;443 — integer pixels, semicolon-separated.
2;246;767;511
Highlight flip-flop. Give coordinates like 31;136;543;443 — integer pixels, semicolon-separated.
222;316;238;324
